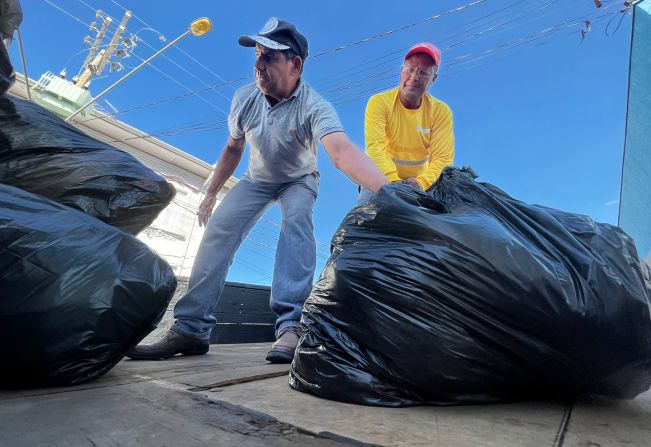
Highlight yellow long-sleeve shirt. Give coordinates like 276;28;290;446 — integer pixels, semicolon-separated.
365;87;455;190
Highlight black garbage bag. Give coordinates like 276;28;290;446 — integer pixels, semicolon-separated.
0;184;176;388
290;167;651;406
0;94;175;234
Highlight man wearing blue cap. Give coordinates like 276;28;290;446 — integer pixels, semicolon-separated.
127;18;389;363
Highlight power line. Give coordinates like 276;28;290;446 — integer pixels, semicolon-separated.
315;0;583;97
81;0;554;124
249;228;331;259
95;0;543;116
98;0;561;114
81;76;249;122
307;0;489;61
327;1;625;105
72;0;231;112
74;0;515;118
42;0;90;27
48;0;626;155
108;0;237;89
127;51;229;115
129;34;233;107
108;116;228;143
262;217;331;250
240;240;276;261
76;0;102;17
102;3;621;139
444;2;624;70
231;253;274;281
442;12;619;76
605;3;631;36
310;0;537;90
329;8;624;107
442;0;570;51
51;0;607;121
319;67;396;96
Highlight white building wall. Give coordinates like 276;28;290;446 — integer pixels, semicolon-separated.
137;185;195;273
135;178;217;276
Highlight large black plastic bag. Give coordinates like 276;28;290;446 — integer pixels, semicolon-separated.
0;94;175;234
0;184;176;388
290;167;651;406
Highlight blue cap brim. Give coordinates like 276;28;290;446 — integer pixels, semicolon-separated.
238;35;291;50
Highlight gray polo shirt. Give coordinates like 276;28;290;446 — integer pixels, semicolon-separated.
228;80;344;183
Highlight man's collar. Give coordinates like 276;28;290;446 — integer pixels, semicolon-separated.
261;79;303;107
288;78;304;99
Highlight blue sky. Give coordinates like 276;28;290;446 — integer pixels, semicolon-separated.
12;0;634;285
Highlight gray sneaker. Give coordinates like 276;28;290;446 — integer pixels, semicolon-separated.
265;327;302;364
126;330;209;360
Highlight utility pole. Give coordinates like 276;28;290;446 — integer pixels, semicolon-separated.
81;12;112;69
76;50;105;89
74;10;131;88
94;11;131;74
66;17;212;122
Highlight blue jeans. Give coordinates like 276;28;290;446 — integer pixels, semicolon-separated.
355;187;374;207
172;174;318;340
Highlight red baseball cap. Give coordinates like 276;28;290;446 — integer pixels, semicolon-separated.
404;42;441;66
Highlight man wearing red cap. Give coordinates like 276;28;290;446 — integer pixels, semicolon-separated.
357;42;454;204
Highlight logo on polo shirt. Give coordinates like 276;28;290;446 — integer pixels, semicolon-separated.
416;126;431;134
285;129;297;142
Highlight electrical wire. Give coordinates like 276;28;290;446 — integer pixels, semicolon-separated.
328;2;626;105
605;3;630;36
129;35;234;107
42;0;91;27
76;0;559;124
316;0;586;97
46;0;629;159
310;0;548;90
443;3;624;70
307;0;488;61
230;253;274;281
127;51;229;115
108;0;237;89
73;0;232;110
249;228;331;259
81;75;249;122
442;11;619;77
80;0;525;112
108;116;229;143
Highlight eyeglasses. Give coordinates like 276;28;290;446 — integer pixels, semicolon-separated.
401;65;435;79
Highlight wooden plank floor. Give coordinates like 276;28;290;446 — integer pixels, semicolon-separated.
0;344;348;447
1;343;650;447
201;376;569;447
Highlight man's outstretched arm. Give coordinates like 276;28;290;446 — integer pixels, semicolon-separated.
321;131;389;193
